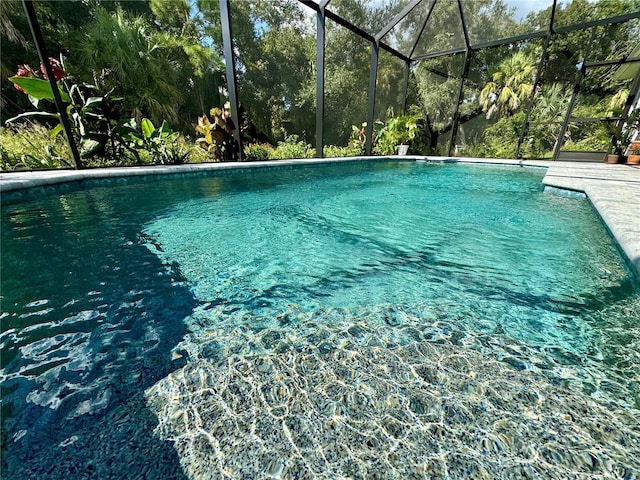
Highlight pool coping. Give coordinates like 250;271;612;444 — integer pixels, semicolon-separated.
538;161;640;279
2;156;639;276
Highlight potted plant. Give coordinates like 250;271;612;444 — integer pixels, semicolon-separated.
374;113;420;156
604;120;626;163
604;109;639;164
627;144;640;165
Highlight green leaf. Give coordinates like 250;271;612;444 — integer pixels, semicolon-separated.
159;120;170;133
157;120;174;139
84;96;103;108
10;77;52;99
119;118;138;132
141;118;155;139
57;85;72;103
28;95;40;109
50;124;64;140
72;112;86;137
69;83;80;100
5;111;59;124
80;139;101;158
9;76;71;102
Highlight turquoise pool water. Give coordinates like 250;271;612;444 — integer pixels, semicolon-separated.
2;161;639;478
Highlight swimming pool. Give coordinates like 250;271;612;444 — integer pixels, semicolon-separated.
2;161;639;478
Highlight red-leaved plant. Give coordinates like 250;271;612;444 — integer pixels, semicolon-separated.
10;57;67;96
6;56;120;163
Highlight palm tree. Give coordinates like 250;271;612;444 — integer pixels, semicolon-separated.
530;82;572;152
73;8;184;125
480;50;537;119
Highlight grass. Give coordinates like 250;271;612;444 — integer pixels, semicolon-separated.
0;125;74;171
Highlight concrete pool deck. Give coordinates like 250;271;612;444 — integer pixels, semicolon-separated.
1;157;639;276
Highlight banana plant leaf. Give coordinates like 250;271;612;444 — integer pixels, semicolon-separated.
141;118;155;139
5;111;59;124
9;76;71;103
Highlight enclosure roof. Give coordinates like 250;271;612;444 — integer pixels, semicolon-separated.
301;0;640;63
614;42;640;80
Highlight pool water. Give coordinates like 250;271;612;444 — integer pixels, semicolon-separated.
2;161;639;478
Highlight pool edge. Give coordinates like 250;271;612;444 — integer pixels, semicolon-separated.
542;163;640;279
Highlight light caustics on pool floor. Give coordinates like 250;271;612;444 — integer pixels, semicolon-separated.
142;163;640;479
2;162;640;479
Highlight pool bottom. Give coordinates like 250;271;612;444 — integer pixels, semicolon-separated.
147;335;639;480
145;301;640;480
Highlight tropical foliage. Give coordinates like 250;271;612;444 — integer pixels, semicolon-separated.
194;105;238;162
120;117;186;165
1;0;639;169
6;56;127;163
374;113;422;155
480;51;537;120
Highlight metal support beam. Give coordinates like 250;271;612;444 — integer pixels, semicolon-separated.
365;41;380;155
448;52;471;156
299;0;410;63
413;47;467;62
624;71;640;118
612;68;640;152
584;57;640;68
316;8;326;157
297;0;637;66
375;0;422;42
472;30;548;50
402;60;411;113
447;0;472;156
22;0;82;169
219;0;243;161
457;0;471;48
411;10;639;62
553;11;640;34
409;0;437;60
552;27;597;161
515;35;552;159
515;0;557;159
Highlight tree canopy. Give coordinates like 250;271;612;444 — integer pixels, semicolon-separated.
1;0;638;164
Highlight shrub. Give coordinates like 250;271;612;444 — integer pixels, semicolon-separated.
374;113;421;155
194;105;238;162
269;135;313;160
348;113;422;156
185;142;210;163
323;145;361;158
348;121;383;154
459;143;490;158
7;57;131;166
243;143;273;161
159;142;190;165
119;117;185;164
562;137;609;152
481;112;525;158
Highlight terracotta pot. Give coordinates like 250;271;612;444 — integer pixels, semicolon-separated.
626;154;640;165
606;154;621;164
